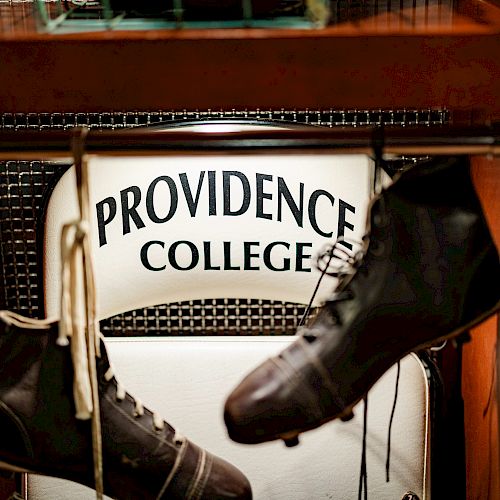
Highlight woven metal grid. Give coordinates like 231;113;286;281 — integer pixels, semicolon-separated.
0;160;62;317
0;108;449;129
0;109;448;335
100;299;308;336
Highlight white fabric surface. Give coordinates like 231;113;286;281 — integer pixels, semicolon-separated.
27;338;430;500
43;154;376;319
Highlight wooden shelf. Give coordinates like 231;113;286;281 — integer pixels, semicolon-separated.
0;1;499;118
0;4;498;500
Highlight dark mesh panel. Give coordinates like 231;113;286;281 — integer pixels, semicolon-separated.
0;160;66;316
99;299;308;336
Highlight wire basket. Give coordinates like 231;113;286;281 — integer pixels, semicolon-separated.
35;0;330;33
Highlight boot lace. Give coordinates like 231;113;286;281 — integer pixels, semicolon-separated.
103;364;185;443
299;238;364;327
297;222;400;500
50;129;184;499
299;194;388;329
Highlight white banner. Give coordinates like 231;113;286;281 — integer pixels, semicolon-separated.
44;152;377;320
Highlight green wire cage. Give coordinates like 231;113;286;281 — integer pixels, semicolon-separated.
35;0;331;33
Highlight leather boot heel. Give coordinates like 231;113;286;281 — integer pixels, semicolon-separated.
280;433;300;447
340;410;355;422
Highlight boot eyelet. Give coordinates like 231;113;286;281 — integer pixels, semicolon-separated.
373;213;387;227
302;333;317;344
370;241;385;256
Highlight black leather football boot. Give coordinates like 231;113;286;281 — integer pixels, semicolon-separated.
0;312;252;499
224;156;500;445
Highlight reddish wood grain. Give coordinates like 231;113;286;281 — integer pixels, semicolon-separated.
0;34;499;115
464;157;500;500
0;0;499;116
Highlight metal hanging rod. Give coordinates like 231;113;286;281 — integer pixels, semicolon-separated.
0;125;498;159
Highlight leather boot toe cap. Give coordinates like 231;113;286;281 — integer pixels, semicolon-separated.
202;454;252;499
224;358;311;444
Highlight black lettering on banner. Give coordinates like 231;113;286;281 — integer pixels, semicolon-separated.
146;176;178;223
179;171;205;217
277;177;304;227
263;241;291;271
308;189;335;238
96;196;117;247
256;173;273;220
296;242;312;272
244;242;260;270
203;241;221;270
208;171;217;215
140;240;317;273
168;240;199;271
140;240;166;271
223;241;240;270
223;171;251;216
338;199;356;249
120;186;145;236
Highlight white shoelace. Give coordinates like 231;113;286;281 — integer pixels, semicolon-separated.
1;131;182;499
56;136;178;498
0;310;55;330
103;365;166;433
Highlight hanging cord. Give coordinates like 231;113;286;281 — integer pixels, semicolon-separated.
371;125;386;196
298;243;335;327
57;127;104;500
482;341;497;418
480;344;497;500
385;361;401;483
299;168;388;330
358;396;368;500
298;143;385;327
298;238;363;327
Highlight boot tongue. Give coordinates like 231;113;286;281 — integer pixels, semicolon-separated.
97;338;109;366
95;336;180;441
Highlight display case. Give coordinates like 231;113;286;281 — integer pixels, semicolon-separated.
0;1;499;499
